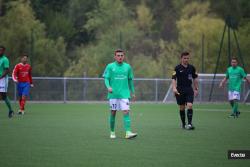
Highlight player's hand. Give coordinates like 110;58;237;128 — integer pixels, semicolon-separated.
30;84;34;88
219;82;223;88
173;88;180;95
131;94;136;102
108;87;113;93
194;89;198;97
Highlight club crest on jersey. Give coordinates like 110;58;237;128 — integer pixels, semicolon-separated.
188;74;192;80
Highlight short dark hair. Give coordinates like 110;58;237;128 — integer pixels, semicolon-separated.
231;57;238;62
21;53;29;58
115;49;124;55
181;51;189;58
0;45;6;50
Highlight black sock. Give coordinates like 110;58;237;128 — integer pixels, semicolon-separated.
187;109;193;125
179;110;185;126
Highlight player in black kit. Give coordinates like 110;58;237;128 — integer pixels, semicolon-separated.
172;52;198;130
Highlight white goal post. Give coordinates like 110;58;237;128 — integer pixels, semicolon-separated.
162;74;250;103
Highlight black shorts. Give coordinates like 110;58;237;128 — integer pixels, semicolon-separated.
175;87;194;105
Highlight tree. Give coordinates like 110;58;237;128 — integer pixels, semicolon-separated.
65;0;141;77
176;1;225;73
0;0;67;76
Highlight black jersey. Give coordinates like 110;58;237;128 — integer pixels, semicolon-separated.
172;64;198;88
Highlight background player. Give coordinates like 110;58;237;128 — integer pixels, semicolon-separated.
103;49;137;139
219;57;250;118
172;52;198;130
0;46;14;118
12;53;33;115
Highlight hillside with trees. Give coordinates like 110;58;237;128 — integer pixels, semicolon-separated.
0;0;249;77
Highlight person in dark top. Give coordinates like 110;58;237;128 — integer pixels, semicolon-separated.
172;52;198;130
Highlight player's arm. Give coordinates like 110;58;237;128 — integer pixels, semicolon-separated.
104;78;112;93
0;58;10;79
103;65;112;93
12;65;18;82
244;77;250;84
0;68;9;79
240;68;250;85
29;66;34;87
193;78;199;96
128;66;136;101
220;69;229;88
172;69;179;95
192;67;199;96
219;77;227;88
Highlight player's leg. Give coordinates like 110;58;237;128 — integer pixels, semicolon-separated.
186;102;195;130
176;92;186;129
20;95;27;114
179;105;186;129
229;100;234;108
228;100;240;117
228;100;235;117
17;83;23;114
186;89;195;130
1;93;14;118
19;83;31;114
0;77;13;117
109;99;118;138
121;99;137;139
232;91;240;118
228;91;240;118
110;110;117;138
228;91;235;117
233;99;239;117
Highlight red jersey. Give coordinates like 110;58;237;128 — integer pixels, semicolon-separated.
12;63;33;84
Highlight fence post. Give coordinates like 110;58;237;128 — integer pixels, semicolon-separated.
63;77;67;103
199;79;202;103
155;79;158;102
14;82;17;102
83;72;87;101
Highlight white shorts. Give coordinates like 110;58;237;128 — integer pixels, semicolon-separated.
109;99;130;111
228;91;240;101
0;77;8;93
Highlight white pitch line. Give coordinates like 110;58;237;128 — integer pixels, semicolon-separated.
196;108;250;112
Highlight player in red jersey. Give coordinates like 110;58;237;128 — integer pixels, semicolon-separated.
12;54;33;115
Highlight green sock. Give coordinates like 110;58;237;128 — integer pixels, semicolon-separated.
230;101;234;108
4;96;13;111
110;114;115;132
123;113;131;132
233;101;238;114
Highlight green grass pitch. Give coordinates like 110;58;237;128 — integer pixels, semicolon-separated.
0;103;249;167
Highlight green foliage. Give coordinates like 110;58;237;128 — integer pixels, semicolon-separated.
0;0;67;76
43;10;76;41
1;0;250;77
0;0;45;65
136;2;154;33
131;54;161;78
238;21;250;72
177;1;225;73
33;37;66;76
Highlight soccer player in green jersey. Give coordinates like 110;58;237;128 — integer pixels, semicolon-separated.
0;46;14;118
103;49;137;139
220;57;250;118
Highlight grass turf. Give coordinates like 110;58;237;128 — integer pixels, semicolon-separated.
0;103;249;167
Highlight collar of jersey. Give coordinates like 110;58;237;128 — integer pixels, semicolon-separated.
180;64;189;68
115;61;124;66
0;54;6;58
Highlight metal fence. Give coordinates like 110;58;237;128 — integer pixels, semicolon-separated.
7;74;250;103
